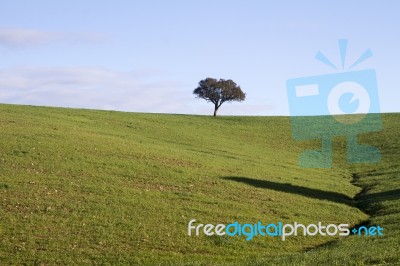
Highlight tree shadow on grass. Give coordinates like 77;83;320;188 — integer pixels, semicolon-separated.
368;189;400;201
223;176;354;206
359;188;400;204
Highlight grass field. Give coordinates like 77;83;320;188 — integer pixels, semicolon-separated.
0;104;399;265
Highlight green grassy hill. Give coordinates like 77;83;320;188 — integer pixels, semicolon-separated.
0;104;399;265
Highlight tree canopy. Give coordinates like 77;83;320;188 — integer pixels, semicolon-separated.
193;78;246;116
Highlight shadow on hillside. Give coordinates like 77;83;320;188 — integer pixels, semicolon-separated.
223;176;353;206
364;189;400;202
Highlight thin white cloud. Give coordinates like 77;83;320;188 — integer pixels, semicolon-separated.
0;66;192;113
0;28;106;48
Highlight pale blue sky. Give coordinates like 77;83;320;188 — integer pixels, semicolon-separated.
0;0;399;115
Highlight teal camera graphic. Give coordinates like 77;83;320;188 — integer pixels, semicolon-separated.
287;40;382;168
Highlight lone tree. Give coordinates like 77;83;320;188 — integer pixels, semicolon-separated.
193;78;246;117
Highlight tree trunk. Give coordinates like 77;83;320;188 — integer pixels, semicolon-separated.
213;104;219;117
